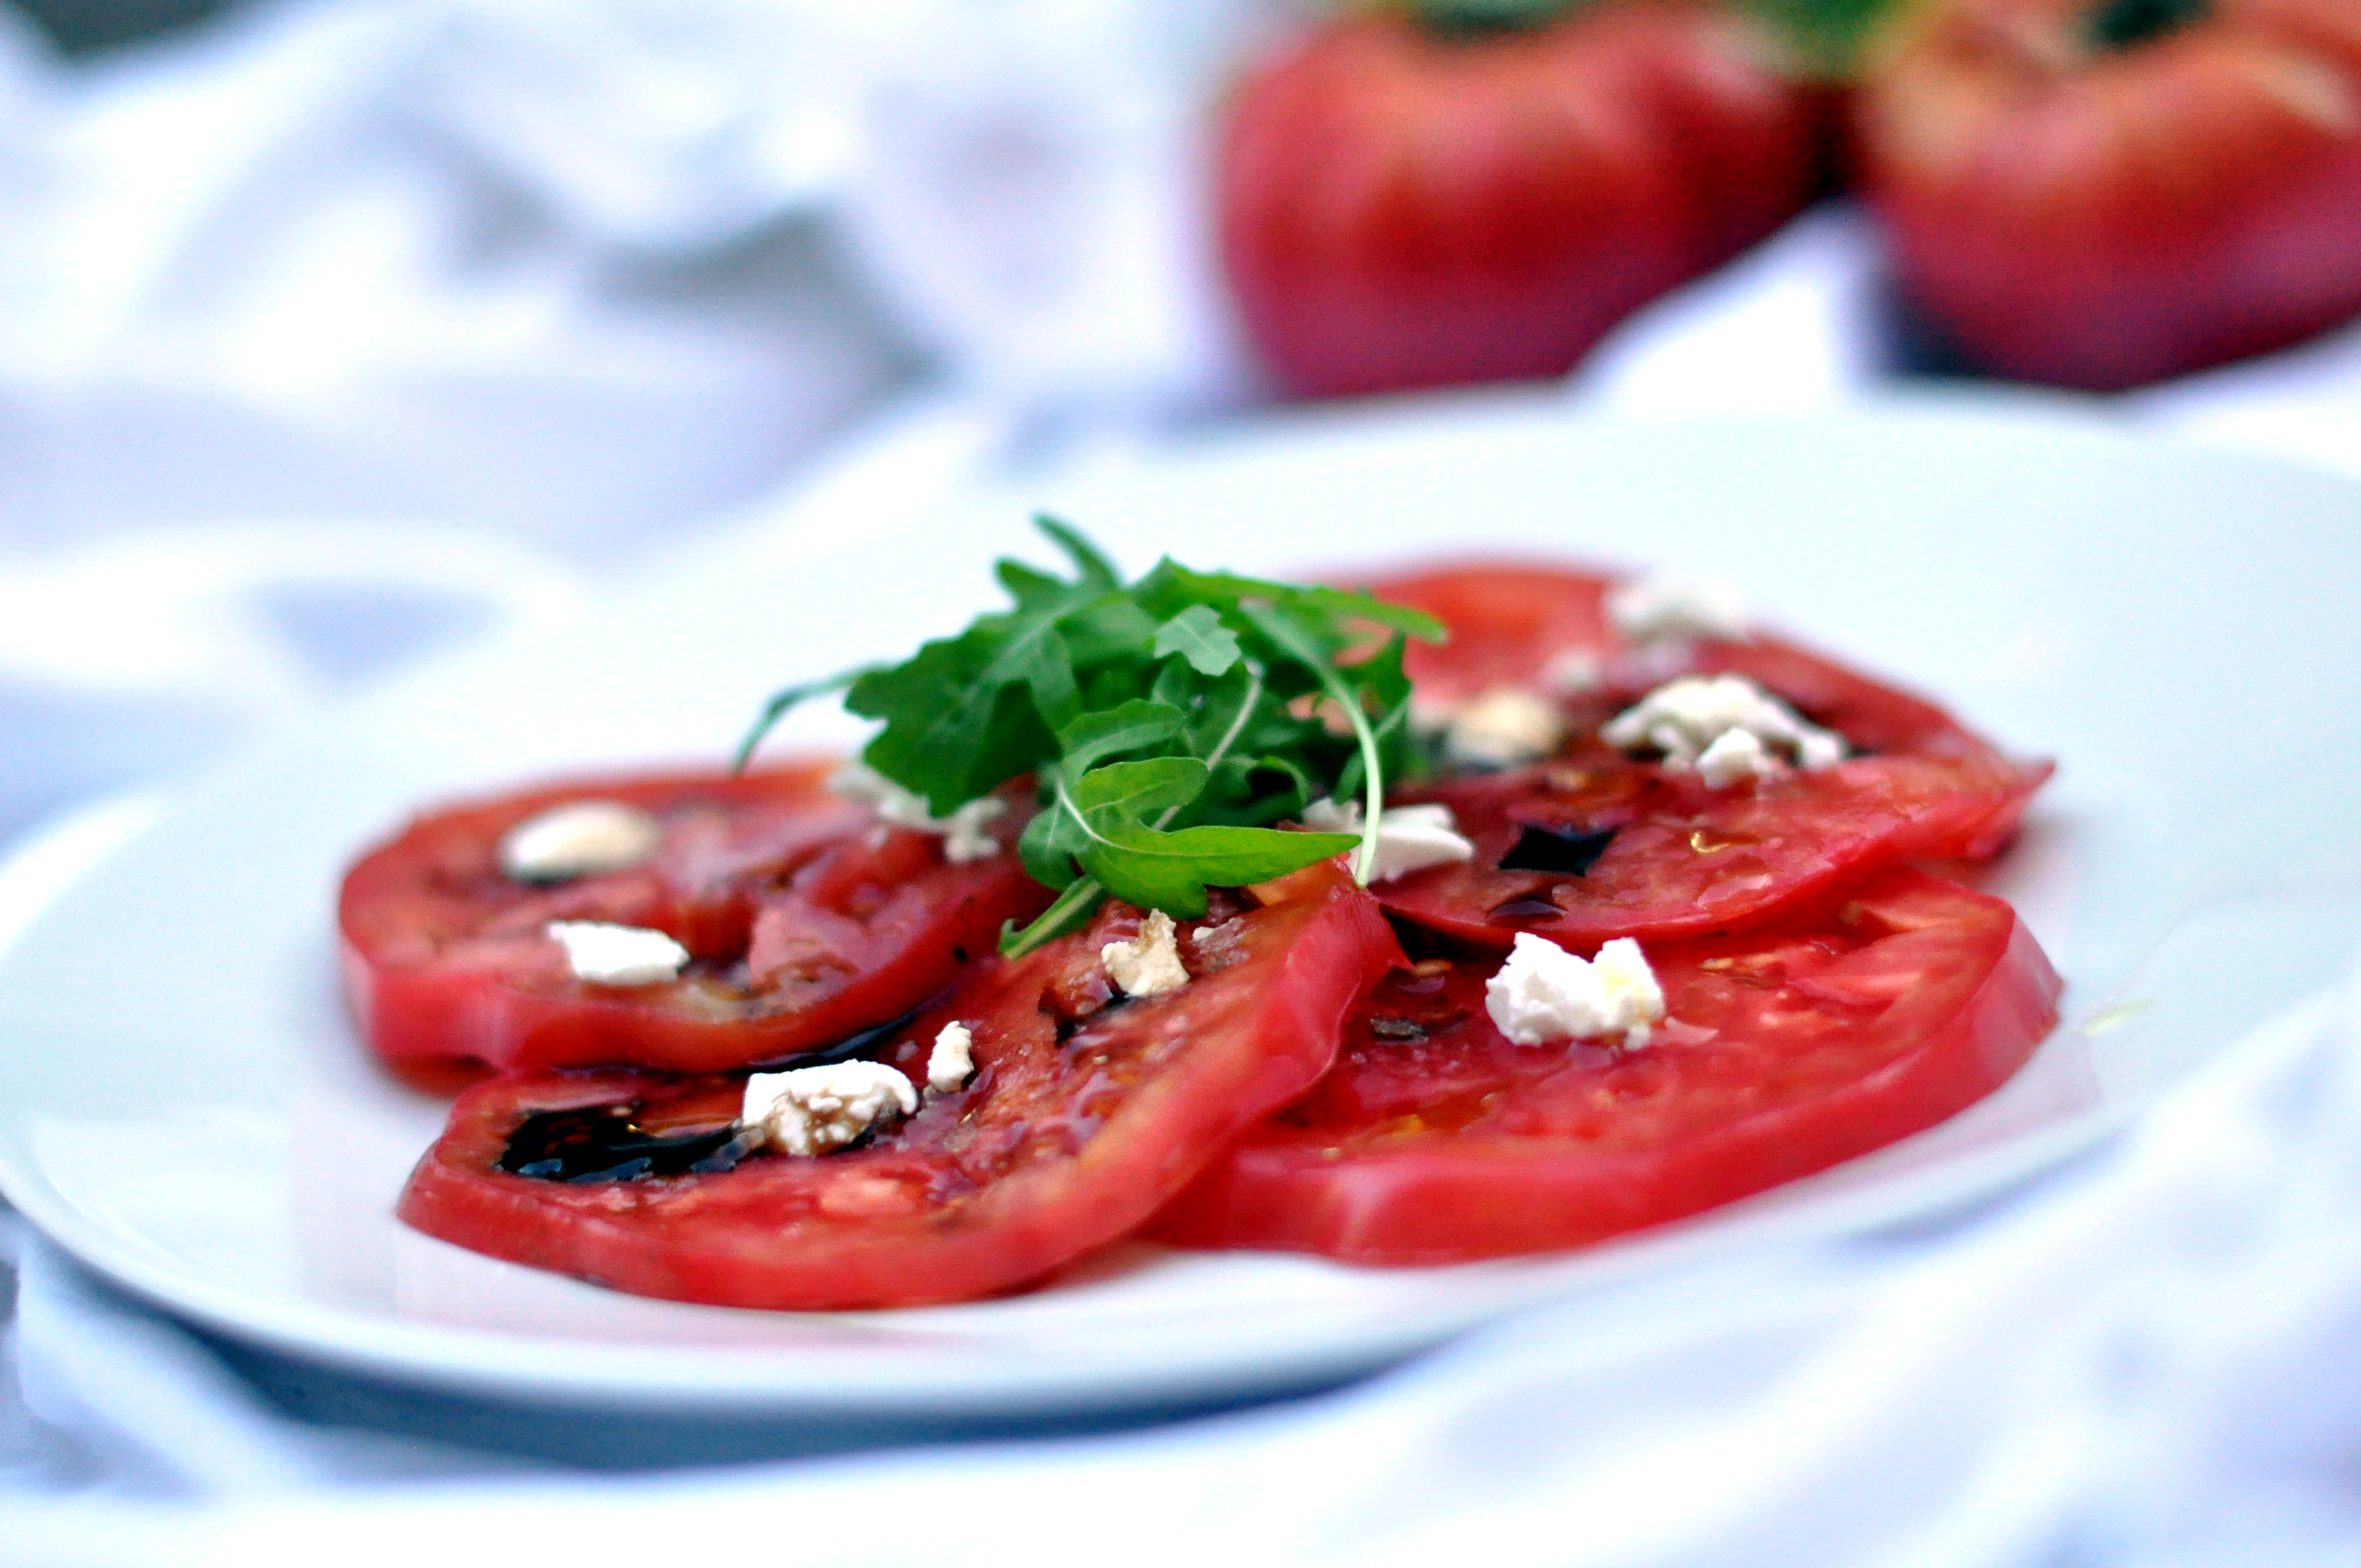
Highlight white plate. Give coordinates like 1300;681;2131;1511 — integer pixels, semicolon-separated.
6;391;2361;1421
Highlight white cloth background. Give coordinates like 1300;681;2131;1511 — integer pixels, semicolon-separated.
6;1;2361;1560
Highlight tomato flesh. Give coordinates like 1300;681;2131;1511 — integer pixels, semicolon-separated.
397;870;1405;1308
1150;868;2061;1265
1363;564;2049;947
339;766;1054;1075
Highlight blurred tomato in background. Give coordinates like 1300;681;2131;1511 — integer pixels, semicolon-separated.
1221;0;2361;400
1858;0;2361;390
1217;0;1827;398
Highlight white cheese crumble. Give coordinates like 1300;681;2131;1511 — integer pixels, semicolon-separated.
545;920;689;987
829;763;1008;863
1484;933;1665;1049
926;1021;976;1094
1444;687;1566;769
1606;576;1750;646
1301;797;1475;881
740;1061;918;1157
1600;674;1846;782
1101;908;1189;998
498;801;662;883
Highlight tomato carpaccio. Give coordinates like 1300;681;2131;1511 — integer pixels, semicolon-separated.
398;872;1402;1309
1365;563;2049;948
1150;868;2061;1265
339;765;1053;1076
371;557;2061;1306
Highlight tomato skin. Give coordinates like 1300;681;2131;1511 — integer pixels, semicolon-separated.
1858;0;2361;389
398;870;1404;1308
1219;2;1822;399
338;766;1054;1076
1362;563;2050;948
1151;869;2060;1265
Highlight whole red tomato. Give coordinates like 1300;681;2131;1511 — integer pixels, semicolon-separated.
1858;0;2361;389
1218;1;1825;399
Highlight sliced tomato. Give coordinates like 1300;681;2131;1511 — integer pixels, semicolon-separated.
397;869;1405;1308
1359;563;2049;948
339;765;1054;1076
1369;560;1616;708
1150;868;2061;1265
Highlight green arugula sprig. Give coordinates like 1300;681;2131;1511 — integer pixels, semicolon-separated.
737;518;1446;957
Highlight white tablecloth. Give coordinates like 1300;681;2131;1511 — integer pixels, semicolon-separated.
7;3;2361;1560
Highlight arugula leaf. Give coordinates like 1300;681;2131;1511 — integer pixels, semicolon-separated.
1152;605;1243;676
1058;700;1187;775
1034;514;1120;590
1087;824;1357;915
738;516;1448;956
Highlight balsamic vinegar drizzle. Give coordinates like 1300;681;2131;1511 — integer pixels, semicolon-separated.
501;1103;745;1184
1497;823;1616;875
499;1011;933;1183
747;1009;919;1073
1487;895;1565;924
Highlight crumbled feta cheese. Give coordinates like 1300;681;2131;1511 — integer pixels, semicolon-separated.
1445;687;1566;769
1484;933;1665;1049
1302;797;1476;881
926;1021;976;1094
1695;727;1774;788
829;763;1008;862
740;1061;918;1157
1600;674;1847;782
498;801;662;883
546;921;689;987
1101;908;1189;998
1606;576;1750;646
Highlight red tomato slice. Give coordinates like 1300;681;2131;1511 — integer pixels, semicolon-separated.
1150;868;2061;1265
1359;563;2049;948
396;870;1405;1308
339;765;1054;1076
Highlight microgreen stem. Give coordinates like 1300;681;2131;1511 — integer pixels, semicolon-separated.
1241;605;1385;885
1335;679;1385;887
733;667;866;774
1156;663;1265;830
1004;664;1266;959
1000;876;1106;959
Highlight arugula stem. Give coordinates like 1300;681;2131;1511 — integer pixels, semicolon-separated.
1240;604;1386;885
1337;684;1386;886
1157;663;1265;831
1007;663;1268;958
733;667;866;774
1000;875;1107;959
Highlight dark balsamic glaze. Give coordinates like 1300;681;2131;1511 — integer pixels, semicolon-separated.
1497;823;1615;875
499;1103;746;1184
1487;895;1565;924
1367;1016;1430;1043
745;1009;919;1073
498;1008;940;1183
